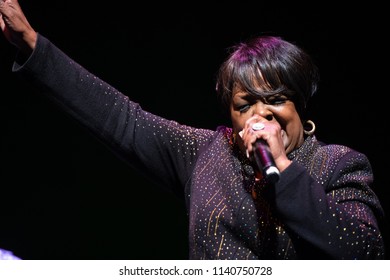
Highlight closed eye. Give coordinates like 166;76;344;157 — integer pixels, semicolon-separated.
238;104;251;113
266;95;289;106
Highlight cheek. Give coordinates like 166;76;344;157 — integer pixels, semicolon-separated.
230;111;246;131
277;110;303;139
284;117;302;132
283;117;304;146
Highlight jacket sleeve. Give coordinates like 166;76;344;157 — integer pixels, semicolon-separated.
12;33;214;195
267;146;385;259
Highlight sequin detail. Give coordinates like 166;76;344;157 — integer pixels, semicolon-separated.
18;35;385;260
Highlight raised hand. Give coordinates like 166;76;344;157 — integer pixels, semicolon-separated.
0;0;37;55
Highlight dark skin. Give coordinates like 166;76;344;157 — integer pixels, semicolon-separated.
1;0;303;177
231;86;304;175
0;0;36;55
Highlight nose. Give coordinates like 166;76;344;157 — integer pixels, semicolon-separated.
254;102;273;121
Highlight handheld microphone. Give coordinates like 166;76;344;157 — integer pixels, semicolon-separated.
253;139;280;184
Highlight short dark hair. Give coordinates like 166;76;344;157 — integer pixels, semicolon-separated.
215;36;320;120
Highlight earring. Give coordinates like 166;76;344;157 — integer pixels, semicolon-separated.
304;120;316;136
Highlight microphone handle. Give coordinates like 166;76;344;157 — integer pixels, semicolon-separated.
253;140;280;183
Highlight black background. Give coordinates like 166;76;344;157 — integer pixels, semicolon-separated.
1;1;388;259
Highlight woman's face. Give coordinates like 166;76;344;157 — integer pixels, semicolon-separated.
230;88;304;155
